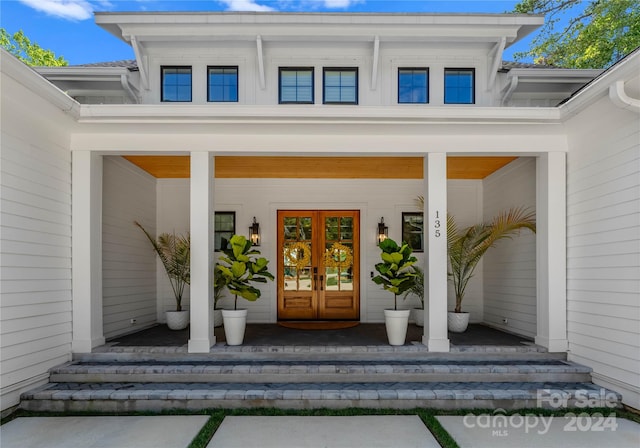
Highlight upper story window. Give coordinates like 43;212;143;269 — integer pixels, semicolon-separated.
444;68;475;104
279;67;314;104
398;68;429;104
161;66;192;102
208;66;238;102
323;68;358;104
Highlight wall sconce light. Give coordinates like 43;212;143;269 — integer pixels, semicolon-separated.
377;217;388;245
249;217;260;246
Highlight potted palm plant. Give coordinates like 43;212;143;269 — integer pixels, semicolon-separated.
215;234;274;345
447;207;536;332
135;221;190;330
372;238;417;345
403;266;424;326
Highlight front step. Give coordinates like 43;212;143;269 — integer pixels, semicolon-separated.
20;345;622;412
21;381;621;412
49;359;592;384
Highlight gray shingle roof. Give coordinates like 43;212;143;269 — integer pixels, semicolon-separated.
71;60;138;69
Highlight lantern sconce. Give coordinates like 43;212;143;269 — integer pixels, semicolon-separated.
249;217;260;246
377;217;388;245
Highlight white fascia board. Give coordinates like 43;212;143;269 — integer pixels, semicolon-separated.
78;104;560;124
560;49;640;120
1;49;80;119
36;67;130;77
507;68;604;83
95;12;543;47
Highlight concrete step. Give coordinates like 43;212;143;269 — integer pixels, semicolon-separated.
49;359;592;384
20;381;622;412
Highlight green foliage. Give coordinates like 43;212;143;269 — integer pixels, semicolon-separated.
402;265;424;309
215;235;274;310
135;221;190;311
372;238;418;310
1;28;68;67
447;208;536;313
513;0;640;68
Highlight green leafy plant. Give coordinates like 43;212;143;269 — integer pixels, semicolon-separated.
372;238;418;310
1;28;68;66
135;221;190;312
402;265;424;309
215;234;274;310
448;207;536;313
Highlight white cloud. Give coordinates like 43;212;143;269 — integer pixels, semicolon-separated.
219;0;276;11
18;0;94;20
322;0;358;7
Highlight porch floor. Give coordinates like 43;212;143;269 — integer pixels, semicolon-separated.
106;323;534;348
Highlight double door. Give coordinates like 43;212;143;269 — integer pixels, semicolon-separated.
277;210;359;321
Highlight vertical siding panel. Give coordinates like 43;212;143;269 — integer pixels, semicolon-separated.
482;158;537;338
566;91;640;409
102;157;157;339
1;70;73;411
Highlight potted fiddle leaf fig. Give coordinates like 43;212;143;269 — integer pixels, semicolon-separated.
135;221;191;330
403;265;424;326
215;234;274;345
213;265;228;328
447;207;536;332
372;238;417;345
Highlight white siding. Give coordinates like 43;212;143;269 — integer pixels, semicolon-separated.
565;89;640;409
102;157;157;339
155;176;482;323
1;71;74;411
482;158;537;338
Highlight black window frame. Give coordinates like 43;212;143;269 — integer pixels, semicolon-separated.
278;67;315;104
323;67;358;105
207;66;239;103
397;67;429;104
402;212;424;252
214;211;236;252
444;68;475;105
161;65;192;103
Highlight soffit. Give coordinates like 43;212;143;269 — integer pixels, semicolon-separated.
123;155;517;179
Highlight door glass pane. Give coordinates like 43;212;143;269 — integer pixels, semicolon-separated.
300;217;312;241
284;217;297;240
324;235;353;291
340;217;353;240
325;217;338;241
283;241;312;291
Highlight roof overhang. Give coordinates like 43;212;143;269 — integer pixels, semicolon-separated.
95;12;543;48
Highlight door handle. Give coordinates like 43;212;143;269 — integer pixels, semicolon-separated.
320;275;324;291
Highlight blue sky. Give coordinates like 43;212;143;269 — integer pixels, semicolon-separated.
1;0;536;65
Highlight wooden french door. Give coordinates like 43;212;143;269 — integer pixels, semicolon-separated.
277;210;360;321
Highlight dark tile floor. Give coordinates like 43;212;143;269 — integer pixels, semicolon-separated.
107;323;533;347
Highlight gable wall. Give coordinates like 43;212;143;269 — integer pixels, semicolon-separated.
564;82;640;408
0;68;74;412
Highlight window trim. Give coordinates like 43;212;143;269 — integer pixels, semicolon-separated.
214;211;236;252
161;65;192;103
444;68;475;105
402;212;424;252
397;67;429;104
278;67;315;104
207;65;239;103
323;67;359;105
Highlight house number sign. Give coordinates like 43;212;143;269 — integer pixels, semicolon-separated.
434;211;442;238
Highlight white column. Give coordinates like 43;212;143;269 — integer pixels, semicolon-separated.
536;152;568;352
422;153;450;352
71;151;105;352
188;151;215;352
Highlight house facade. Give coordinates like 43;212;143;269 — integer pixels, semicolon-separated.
1;12;638;412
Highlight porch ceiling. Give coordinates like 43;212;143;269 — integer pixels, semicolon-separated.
123;156;517;179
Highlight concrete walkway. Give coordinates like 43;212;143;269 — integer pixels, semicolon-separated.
1;414;639;447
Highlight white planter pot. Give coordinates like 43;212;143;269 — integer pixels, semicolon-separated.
222;309;248;346
412;308;424;327
447;312;470;333
213;309;223;328
166;310;189;330
384;309;410;346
